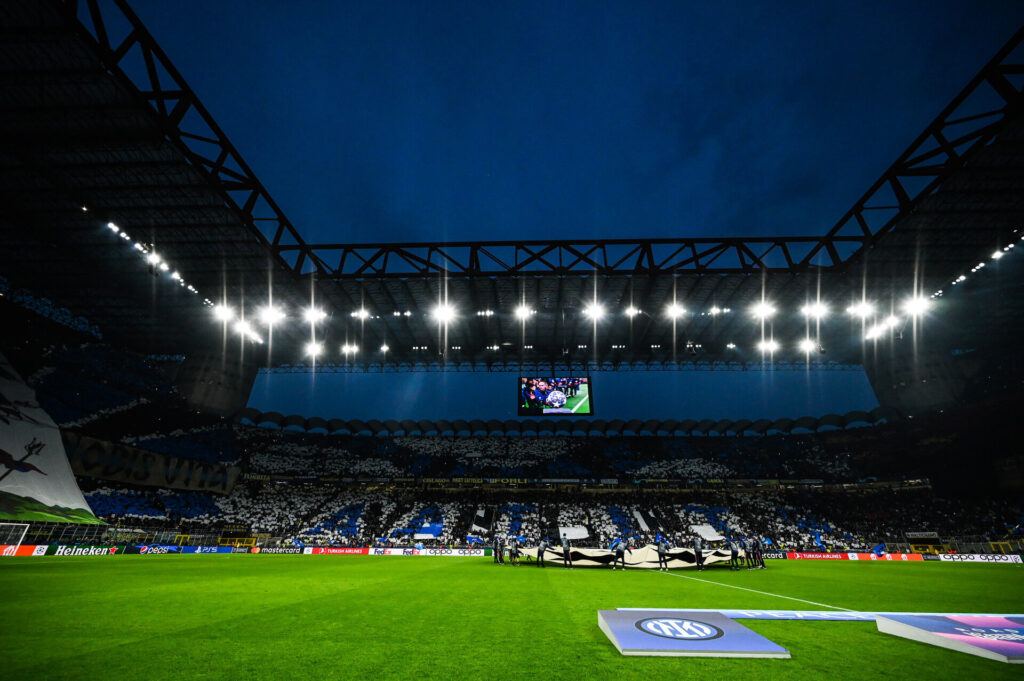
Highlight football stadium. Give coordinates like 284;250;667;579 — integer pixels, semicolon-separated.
2;2;1024;679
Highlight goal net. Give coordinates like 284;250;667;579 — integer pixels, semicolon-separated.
0;522;29;556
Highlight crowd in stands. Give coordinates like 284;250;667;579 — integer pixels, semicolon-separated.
76;480;1024;553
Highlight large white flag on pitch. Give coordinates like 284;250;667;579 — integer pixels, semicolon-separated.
0;352;98;522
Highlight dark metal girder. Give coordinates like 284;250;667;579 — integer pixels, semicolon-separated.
277;237;867;279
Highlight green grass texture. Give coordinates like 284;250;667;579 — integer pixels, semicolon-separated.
2;556;1022;680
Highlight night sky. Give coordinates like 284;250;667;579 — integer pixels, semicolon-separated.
130;1;1019;421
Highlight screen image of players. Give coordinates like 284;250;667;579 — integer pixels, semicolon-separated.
518;377;592;416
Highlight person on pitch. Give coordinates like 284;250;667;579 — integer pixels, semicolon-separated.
656;534;671;571
728;537;740;570
537;537;548;568
611;535;631;570
509;536;520;566
561;532;573;569
492;533;503;565
753;534;766;569
692;534;704;571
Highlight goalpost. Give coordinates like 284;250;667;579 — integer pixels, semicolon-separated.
0;522;30;556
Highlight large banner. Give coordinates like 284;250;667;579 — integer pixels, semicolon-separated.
938;554;1022;564
64;431;240;494
521;544;735;569
0;353;100;523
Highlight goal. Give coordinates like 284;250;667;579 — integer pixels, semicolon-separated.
0;522;29;556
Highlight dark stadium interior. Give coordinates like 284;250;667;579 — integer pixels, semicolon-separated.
3;4;1024;678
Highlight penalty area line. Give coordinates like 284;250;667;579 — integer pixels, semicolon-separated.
653;570;855;612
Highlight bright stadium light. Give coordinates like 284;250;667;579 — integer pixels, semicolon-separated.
170;271;181;280
305;342;324;358
665;303;685;319
146;252;161;265
726;342;736;349
757;339;779;353
258;305;286;326
380;344;389;353
798;338;817;353
106;222;119;232
304;307;326;324
901;297;931;317
341;343;358;355
432;303;456;323
351;308;370;320
992;250;1004;260
624;306;640;317
234;320;253;337
212;304;234;322
158;262;169;272
751;302;776;319
801;302;828;319
583;303;605;320
846;301;875;318
514;304;534;320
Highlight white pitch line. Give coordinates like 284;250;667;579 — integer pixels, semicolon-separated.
654;569;855;612
571;395;589;414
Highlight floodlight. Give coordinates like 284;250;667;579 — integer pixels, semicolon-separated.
798;338;817;353
305;342;323;358
351;309;370;320
901;297;930;317
583;303;605;320
258;305;285;326
146;253;161;265
624;306;640;317
751;302;776;319
432;304;456;323
514;305;534;320
106;222;119;232
212;304;234;322
341;344;358;355
992;250;1004;260
234;320;252;336
304;307;326;324
846;302;875;318
757;339;779;353
380;344;389;353
801;302;828;319
665;303;685;319
726;343;736;349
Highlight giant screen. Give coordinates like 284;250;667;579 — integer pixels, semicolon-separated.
518;376;593;416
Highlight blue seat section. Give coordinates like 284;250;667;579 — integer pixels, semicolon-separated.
500;503;535;535
134;428;238;464
33;344;177;424
681;503;733;537
83;489;221;521
301;503;365;539
391;505;443;539
605;506;639;537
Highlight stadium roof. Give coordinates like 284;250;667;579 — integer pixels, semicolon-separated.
1;1;1022;369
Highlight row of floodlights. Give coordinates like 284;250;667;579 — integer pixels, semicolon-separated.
210;298;932;328
933;233;1022;297
298;339;834;358
105;221;203;298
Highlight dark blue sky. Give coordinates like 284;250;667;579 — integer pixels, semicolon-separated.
133;0;1018;243
128;1;1017;419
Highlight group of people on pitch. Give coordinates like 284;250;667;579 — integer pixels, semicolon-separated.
490;532;768;571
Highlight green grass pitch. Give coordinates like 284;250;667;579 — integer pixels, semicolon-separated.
2;557;1023;680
